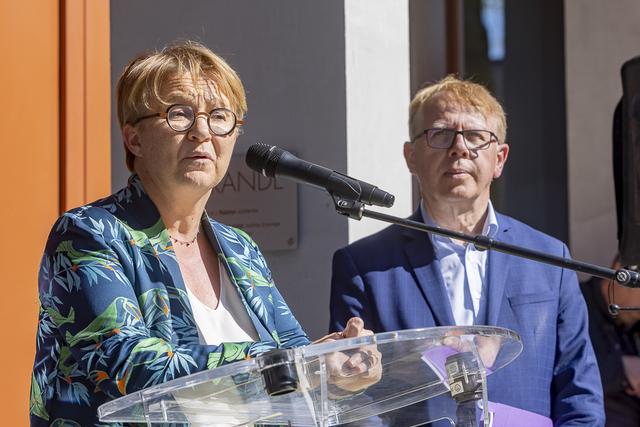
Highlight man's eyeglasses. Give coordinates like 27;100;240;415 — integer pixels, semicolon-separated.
131;104;243;136
410;128;498;151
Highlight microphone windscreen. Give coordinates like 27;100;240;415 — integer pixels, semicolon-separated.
246;143;283;177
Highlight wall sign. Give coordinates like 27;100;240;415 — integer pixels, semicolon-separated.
207;153;298;251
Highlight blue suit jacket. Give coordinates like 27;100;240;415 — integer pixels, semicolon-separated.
330;209;604;426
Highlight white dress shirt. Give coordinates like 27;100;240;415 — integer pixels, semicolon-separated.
420;201;499;326
185;259;259;345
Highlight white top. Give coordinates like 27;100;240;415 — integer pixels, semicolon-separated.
186;259;259;345
421;201;499;326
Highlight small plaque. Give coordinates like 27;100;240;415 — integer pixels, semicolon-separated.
207;153;298;251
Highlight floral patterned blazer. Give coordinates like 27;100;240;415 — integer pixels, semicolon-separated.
30;175;310;426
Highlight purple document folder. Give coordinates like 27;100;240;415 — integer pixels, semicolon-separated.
482;401;552;427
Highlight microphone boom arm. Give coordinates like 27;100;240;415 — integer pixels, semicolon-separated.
332;198;640;288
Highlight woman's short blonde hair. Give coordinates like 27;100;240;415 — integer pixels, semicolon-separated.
409;75;507;144
116;40;247;171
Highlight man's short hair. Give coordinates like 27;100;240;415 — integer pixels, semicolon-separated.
116;40;247;171
409;75;507;145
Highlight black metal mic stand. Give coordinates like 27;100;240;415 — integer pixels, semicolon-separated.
332;197;640;289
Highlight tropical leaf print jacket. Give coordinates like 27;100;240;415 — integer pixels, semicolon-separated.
30;175;310;426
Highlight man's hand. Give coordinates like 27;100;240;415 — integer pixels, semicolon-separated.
315;317;382;394
623;355;640;397
443;334;502;369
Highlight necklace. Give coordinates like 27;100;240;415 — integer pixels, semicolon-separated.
169;229;200;247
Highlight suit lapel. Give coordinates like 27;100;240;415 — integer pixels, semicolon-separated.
486;214;513;326
206;217;273;342
402;210;456;326
117;175;200;343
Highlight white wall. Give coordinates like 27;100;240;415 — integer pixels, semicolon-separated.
344;0;413;242
565;0;640;269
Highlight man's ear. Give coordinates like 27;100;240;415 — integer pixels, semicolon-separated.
122;124;143;158
493;142;509;179
403;142;417;174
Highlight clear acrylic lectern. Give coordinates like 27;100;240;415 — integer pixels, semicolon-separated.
98;326;522;426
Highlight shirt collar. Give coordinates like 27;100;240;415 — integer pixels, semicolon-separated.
110;173;163;230
420;199;499;242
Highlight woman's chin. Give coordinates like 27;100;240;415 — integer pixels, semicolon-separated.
180;170;217;190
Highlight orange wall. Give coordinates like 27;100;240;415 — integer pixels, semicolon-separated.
62;0;112;210
0;2;60;425
0;1;110;424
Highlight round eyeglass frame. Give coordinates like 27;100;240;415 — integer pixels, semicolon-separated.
410;128;499;151
131;104;244;136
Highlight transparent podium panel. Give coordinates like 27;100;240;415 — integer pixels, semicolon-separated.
98;326;522;426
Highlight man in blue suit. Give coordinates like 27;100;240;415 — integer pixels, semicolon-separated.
330;76;604;425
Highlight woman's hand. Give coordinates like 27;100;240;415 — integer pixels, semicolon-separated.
315;317;382;394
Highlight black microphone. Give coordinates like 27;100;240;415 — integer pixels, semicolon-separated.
245;143;395;208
